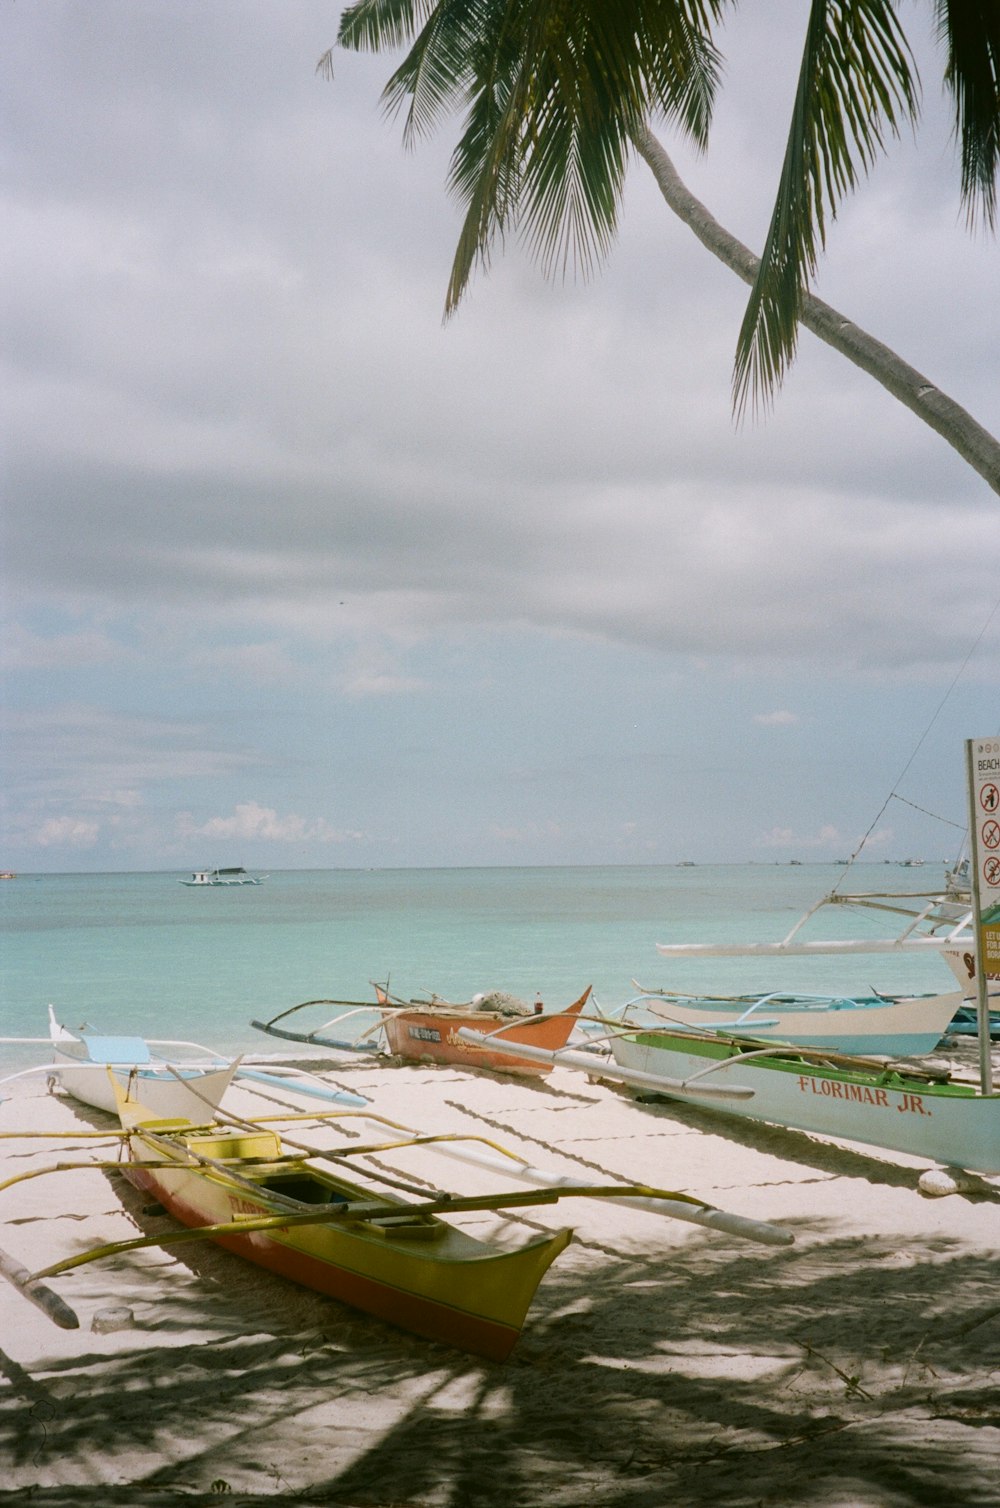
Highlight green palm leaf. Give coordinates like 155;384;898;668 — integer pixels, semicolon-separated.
337;1;728;310
935;0;1000;229
732;0;919;418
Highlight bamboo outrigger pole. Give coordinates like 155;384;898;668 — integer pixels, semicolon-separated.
26;1177;791;1291
0;1244;79;1329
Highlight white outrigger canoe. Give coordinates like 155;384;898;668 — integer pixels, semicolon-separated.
44;1007;238;1118
0;1008;368;1117
608;1029;999;1175
608;982;964;1056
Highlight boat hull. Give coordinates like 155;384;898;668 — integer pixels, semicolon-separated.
118;1112;571;1360
633;989;963;1056
49;1012;236;1118
382;988;591;1075
610;1030;1000;1175
51;1058;236;1118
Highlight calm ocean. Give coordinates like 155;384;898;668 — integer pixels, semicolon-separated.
0;863;957;1072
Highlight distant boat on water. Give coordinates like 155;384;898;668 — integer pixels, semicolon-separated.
180;867;266;887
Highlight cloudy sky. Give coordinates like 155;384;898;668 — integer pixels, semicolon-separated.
2;1;998;873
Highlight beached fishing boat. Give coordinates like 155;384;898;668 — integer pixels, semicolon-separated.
43;1008;238;1118
114;1090;571;1359
652;864;999;1043
611;983;964;1056
0;1009;368;1116
4;1091;792;1350
251;985;594;1076
609;1028;999;1174
458;1020;1000;1175
180;867;265;886
377;984;593;1075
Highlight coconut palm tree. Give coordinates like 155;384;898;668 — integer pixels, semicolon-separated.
325;1;1000;493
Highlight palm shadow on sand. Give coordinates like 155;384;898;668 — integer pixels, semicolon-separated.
2;1155;998;1508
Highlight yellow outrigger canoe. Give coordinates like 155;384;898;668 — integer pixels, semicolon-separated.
3;1083;793;1359
115;1091;574;1361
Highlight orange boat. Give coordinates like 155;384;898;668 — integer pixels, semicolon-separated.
377;985;592;1076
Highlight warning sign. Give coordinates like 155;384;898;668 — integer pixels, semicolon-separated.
969;739;1000;971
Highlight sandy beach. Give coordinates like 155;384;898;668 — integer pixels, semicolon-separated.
1;1051;998;1508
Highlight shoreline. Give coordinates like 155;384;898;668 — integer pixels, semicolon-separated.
1;1056;998;1506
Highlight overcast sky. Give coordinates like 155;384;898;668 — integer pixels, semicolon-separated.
2;1;998;873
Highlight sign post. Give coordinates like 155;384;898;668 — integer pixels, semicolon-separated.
966;737;1000;1093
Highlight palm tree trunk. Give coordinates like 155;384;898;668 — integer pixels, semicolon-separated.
631;123;1000;499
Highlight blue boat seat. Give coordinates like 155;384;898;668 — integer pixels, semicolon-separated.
79;1034;153;1064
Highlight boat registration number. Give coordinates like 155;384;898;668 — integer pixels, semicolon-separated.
407;1026;442;1042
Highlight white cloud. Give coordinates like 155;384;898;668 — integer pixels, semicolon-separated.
187;642;302;686
32;815;100;848
176;801;365;845
754;710;799;727
761;824;844;852
759;824;902;856
341;670;430;699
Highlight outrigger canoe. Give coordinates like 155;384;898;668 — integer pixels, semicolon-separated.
609;1027;1000;1175
40;1007;238;1119
458;1022;1000;1176
615;983;964;1056
2;1088;793;1352
252;985;594;1077
112;1088;571;1360
0;1008;367;1117
377;984;592;1075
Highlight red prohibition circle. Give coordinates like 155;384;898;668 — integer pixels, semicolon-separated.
980;782;1000;813
983;819;1000;850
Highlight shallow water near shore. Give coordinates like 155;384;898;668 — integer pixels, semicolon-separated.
1;862;960;1071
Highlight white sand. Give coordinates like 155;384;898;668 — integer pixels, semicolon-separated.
1;1053;998;1508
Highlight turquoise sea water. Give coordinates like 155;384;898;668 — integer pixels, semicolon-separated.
0;863;958;1073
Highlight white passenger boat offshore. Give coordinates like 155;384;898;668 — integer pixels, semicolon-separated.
180;867;266;886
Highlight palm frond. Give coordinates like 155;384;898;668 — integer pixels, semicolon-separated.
441;1;729;311
333;1;731;311
337;0;439;56
380;1;485;146
935;0;1000;230
733;0;919;419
